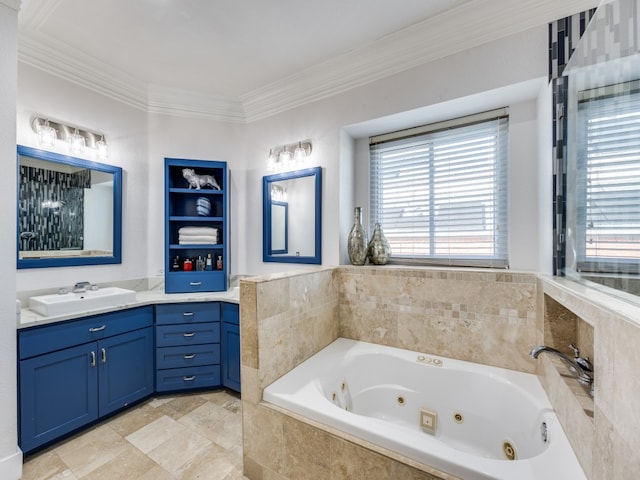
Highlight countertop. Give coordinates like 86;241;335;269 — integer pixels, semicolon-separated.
18;286;239;330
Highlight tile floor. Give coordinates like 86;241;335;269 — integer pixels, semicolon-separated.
21;390;248;480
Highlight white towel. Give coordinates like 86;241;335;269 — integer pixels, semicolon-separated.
178;226;218;236
178;235;218;244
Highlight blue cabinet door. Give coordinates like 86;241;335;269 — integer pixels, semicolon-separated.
19;343;98;453
98;327;154;417
221;322;240;392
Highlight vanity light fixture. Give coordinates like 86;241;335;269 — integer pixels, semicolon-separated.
31;117;109;159
271;184;287;202
266;140;312;172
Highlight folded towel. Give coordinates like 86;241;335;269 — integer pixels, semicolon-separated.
179;238;218;245
178;226;218;236
178;234;218;244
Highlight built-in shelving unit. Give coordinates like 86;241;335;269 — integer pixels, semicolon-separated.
164;158;228;293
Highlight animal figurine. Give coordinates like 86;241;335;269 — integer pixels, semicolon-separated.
182;168;221;190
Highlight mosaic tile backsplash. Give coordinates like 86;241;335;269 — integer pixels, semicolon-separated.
18;165;90;251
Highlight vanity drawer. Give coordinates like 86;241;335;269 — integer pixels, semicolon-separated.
156;323;220;347
156;344;220;369
155;302;220;325
164;272;225;294
19;306;153;360
155;364;221;392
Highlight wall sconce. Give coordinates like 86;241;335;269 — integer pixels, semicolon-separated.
270;184;287;202
31;117;109;159
266;140;312;172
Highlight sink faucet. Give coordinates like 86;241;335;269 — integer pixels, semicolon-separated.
72;281;92;293
530;344;594;393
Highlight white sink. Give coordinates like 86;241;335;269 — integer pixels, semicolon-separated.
29;287;137;317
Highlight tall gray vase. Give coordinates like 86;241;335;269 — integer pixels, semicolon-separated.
347;207;368;265
368;223;391;265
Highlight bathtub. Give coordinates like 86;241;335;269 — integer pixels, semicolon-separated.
263;338;586;480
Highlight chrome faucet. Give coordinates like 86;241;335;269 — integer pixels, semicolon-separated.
530;344;594;393
72;281;92;293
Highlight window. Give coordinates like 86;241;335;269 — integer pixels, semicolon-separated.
369;109;508;268
576;87;640;273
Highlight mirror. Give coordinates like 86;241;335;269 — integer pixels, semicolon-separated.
263;166;321;264
17;145;122;269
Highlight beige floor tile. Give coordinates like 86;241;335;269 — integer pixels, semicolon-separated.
77;443;157;480
158;393;209;420
21;449;76;480
125;414;190;454
106;400;166;438
22;391;245;480
178;401;233;441
146;427;212;477
179;442;237;480
54;424;129;478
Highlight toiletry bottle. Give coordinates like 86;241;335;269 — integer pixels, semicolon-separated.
172;256;181;271
205;253;213;271
196;256;205;271
183;258;193;271
216;255;223;270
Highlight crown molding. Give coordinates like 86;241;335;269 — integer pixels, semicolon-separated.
1;0;21;11
16;0;600;123
241;0;601;122
147;85;245;123
18;33;149;111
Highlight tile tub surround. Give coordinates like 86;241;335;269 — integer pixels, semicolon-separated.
240;266;541;480
241;267;640;479
539;277;640;480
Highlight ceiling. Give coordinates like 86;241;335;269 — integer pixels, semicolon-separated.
17;0;600;122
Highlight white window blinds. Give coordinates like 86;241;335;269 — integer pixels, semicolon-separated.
369;109;509;268
577;89;640;273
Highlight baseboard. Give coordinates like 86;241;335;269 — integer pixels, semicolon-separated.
0;447;23;480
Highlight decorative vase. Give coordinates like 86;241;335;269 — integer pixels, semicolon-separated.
367;223;391;265
347;207;368;265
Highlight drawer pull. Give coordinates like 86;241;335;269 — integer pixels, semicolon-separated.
183;332;196;338
101;348;107;364
183;312;195;317
189;282;202;286
183;353;196;359
89;325;106;333
183;375;196;381
90;351;96;367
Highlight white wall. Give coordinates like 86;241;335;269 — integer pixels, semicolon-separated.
0;3;23;478
242;25;551;274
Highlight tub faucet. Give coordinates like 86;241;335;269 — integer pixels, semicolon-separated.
530;344;594;393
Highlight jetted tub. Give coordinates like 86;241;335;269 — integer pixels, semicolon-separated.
263;338;586;480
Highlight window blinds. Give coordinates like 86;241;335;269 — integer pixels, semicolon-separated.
369;110;509;268
577;90;640;273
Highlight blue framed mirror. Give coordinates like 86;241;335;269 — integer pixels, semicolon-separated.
17;145;123;269
263;166;321;264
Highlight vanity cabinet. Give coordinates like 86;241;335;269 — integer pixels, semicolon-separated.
221;302;241;392
164;158;229;293
18;307;154;453
155;303;221;392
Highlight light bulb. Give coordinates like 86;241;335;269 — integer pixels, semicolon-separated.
69;129;85;154
37;120;57;147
